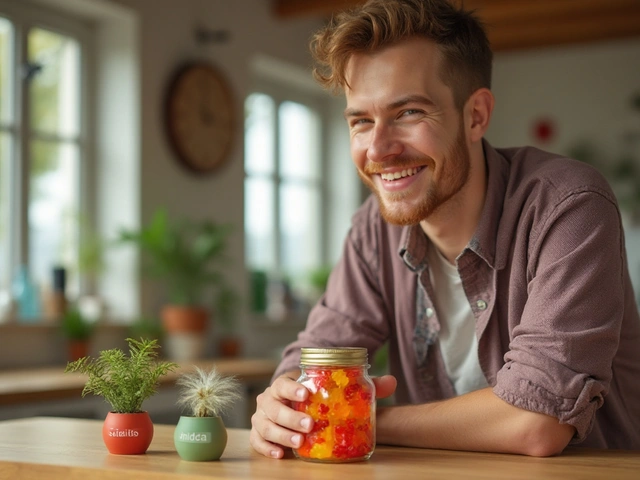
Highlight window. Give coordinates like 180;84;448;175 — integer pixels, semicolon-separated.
0;1;90;298
244;92;323;280
244;57;362;313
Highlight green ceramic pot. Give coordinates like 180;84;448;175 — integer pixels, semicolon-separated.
174;416;228;461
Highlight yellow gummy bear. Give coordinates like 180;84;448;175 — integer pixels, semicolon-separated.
309;427;335;459
331;369;349;388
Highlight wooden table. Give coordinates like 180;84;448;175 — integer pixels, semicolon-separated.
0;417;638;480
0;358;278;406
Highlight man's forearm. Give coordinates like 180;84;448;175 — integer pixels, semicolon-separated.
376;387;575;457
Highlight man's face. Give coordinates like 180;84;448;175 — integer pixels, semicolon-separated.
344;37;471;226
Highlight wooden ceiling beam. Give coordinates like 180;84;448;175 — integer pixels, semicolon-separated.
273;0;364;18
488;7;640;51
272;0;640;51
461;0;640;24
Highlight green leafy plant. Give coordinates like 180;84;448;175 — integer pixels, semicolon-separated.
64;337;178;413
118;209;235;310
128;315;164;342
176;366;241;417
308;265;333;293
60;308;94;341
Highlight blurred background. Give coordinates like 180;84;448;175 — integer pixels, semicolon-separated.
0;0;638;423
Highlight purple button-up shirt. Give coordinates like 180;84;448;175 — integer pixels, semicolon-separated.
276;140;640;449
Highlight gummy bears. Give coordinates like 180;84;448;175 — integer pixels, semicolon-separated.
293;366;375;462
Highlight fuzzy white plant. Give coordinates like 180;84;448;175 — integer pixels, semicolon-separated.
176;366;242;418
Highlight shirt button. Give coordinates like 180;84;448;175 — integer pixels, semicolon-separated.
425;307;434;317
476;299;487;311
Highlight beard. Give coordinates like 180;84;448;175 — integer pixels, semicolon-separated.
358;118;470;226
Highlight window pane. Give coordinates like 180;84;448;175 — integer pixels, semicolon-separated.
279;101;320;181
28;27;80;137
0;17;12;124
279;182;321;275
29;139;79;289
0;132;9;286
245;93;275;176
245;177;275;271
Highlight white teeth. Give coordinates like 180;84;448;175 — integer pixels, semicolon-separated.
381;167;420;181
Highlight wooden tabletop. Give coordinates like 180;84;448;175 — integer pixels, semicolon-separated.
0;358;278;406
0;417;638;480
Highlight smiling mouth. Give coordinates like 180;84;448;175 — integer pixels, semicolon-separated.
380;167;423;181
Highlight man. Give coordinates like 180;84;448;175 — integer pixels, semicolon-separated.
250;0;640;458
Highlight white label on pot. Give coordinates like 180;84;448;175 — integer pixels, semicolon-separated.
108;428;140;437
178;432;212;443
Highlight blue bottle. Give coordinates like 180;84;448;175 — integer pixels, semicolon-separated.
12;266;41;322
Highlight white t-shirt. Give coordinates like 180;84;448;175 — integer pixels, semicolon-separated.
427;244;489;395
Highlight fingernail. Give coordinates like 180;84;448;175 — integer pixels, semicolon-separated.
270;450;280;458
300;417;312;430
291;434;303;447
296;388;306;399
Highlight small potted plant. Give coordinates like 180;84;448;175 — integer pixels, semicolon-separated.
173;366;241;461
64;337;178;455
60;307;94;362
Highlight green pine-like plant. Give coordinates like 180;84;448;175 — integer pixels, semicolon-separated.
176;366;241;417
64;337;178;413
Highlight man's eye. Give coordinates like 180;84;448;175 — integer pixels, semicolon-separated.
351;118;370;127
402;109;421;116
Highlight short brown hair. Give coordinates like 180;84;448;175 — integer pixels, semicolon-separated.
310;0;492;110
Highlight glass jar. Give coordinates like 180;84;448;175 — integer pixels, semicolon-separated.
292;347;375;463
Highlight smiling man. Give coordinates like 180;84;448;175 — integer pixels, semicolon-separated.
250;0;640;458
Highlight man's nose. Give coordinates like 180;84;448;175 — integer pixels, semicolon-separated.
367;123;402;163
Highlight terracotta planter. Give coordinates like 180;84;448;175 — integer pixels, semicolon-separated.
161;305;208;333
68;340;89;362
219;337;241;358
102;411;154;455
174;416;227;461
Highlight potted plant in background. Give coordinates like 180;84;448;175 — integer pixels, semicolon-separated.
60;307;94;362
173;366;241;461
64;337;178;454
129;315;165;344
118;208;236;361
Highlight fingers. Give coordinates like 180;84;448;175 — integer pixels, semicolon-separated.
373;374;397;399
250;375;314;459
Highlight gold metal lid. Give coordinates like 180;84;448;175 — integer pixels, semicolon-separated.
299;347;368;366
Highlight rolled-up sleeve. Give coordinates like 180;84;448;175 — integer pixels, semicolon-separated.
494;189;624;442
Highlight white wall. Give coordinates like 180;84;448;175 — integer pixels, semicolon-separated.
488;37;640;156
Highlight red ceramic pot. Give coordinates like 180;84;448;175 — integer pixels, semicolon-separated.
102;411;154;454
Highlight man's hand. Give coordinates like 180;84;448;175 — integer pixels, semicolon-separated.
250;374;312;458
373;374;398;399
250;373;398;458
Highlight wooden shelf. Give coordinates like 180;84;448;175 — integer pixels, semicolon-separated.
272;0;640;51
0;358;278;406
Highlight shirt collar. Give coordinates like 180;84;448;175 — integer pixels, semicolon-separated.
398;139;509;271
467;139;509;270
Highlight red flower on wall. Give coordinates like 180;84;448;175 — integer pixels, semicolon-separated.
532;117;556;144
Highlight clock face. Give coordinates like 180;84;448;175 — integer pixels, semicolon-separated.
165;63;235;174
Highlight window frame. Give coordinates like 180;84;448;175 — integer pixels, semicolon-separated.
0;0;94;291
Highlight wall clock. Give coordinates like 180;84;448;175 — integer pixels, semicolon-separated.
164;62;235;174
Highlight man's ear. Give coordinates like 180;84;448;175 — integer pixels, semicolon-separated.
466;88;494;143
